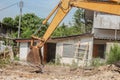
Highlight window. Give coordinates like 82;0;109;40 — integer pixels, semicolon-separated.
63;44;75;58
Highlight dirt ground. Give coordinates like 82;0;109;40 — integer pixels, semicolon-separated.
0;61;120;80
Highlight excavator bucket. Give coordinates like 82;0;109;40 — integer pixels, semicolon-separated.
27;46;43;66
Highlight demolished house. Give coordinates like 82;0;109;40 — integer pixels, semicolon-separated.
54;12;120;66
15;11;120;66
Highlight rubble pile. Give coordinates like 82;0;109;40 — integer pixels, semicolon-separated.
0;62;120;80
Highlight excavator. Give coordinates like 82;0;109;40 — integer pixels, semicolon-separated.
27;0;120;71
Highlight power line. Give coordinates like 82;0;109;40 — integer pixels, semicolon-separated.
0;2;18;12
0;0;14;6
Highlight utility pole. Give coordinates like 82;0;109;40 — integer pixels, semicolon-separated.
18;0;23;38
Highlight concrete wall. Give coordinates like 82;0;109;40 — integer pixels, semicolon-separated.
92;12;120;40
19;42;29;61
56;40;76;65
93;12;120;29
19;42;44;61
76;37;93;66
56;36;94;67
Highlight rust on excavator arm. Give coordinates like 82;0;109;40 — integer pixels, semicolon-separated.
27;0;120;67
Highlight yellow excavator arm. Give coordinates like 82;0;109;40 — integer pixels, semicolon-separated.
28;0;120;67
32;0;120;48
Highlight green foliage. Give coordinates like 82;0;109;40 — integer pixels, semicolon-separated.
2;17;14;27
73;9;93;33
2;13;48;38
52;23;81;37
52;23;68;37
92;58;105;67
107;44;120;64
73;9;85;33
85;23;92;33
68;25;81;35
0;58;11;68
21;27;33;38
52;9;86;37
16;13;47;38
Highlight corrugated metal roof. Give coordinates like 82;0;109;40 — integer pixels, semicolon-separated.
94;29;120;40
51;33;93;42
14;33;93;43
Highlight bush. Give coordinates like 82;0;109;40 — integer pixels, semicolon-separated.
92;58;105;67
107;44;120;64
0;58;10;68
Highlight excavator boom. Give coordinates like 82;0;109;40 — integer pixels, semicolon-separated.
71;1;120;15
27;0;120;70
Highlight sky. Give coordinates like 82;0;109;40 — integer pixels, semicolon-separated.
0;0;77;25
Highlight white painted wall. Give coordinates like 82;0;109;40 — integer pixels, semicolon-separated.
56;40;75;65
19;42;29;61
56;37;94;66
19;42;44;61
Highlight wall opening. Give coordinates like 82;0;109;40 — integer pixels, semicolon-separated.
93;44;106;59
44;43;56;63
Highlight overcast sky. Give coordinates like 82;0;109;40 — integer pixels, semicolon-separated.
0;0;77;25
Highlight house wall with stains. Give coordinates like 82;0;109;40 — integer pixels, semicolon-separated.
55;36;93;67
19;42;29;61
93;12;120;30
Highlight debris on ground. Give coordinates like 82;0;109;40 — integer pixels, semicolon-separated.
0;61;120;80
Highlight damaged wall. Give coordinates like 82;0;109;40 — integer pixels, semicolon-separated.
56;36;93;67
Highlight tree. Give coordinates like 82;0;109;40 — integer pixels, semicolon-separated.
84;10;93;33
1;13;48;38
2;17;14;27
52;23;81;37
2;17;18;38
52;23;68;37
73;9;85;33
52;9;86;37
14;13;48;38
